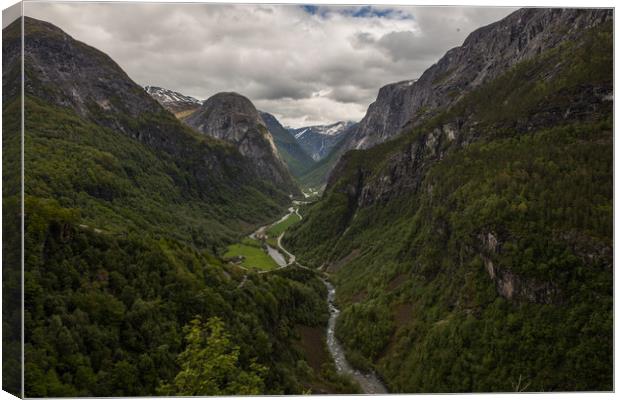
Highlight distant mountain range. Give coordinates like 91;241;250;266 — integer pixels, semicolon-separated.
288;121;356;161
142;86;358;181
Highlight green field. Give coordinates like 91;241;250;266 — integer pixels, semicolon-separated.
224;238;279;271
267;213;302;239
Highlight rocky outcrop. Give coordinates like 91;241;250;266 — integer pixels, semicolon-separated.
18;18;162;123
340;8;612;152
327;120;459;209
478;232;559;304
184;92;299;193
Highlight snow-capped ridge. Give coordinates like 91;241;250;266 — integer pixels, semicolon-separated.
144;86;202;115
288;120;357;161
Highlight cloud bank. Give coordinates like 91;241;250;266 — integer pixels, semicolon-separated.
25;3;515;127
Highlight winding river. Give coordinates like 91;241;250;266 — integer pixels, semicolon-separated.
323;280;388;394
249;206;388;394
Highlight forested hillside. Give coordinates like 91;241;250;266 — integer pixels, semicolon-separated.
285;9;613;392
2;16;353;396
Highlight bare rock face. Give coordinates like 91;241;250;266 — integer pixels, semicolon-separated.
8;17;295;208
478;232;560;304
16;18;162;122
342;8;612;152
327;8;612;210
184;92;299;193
259;111;316;178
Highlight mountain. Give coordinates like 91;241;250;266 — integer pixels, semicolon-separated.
183;92;299;195
295;136;350;190
259;111;315;178
289;121;355;161
285;8;612;392
5;17;329;397
144;85;201;117
144;88;314;179
344;9;611;151
303;8;613;188
8;16;294;236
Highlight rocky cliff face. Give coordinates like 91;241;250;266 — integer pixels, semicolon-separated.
9;17;294;221
478;232;560;304
184;92;299;193
341;8;612;152
17;18;162;123
295;6;612;300
328;8;613;208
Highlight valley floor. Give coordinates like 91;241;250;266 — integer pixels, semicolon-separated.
228;204;389;394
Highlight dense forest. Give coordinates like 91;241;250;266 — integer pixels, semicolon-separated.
285;18;613;392
2;17;358;396
10;99;357;395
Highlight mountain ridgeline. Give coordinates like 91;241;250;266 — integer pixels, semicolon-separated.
183;92;300;195
285;7;613;392
144;85;201;118
288;121;356;162
8;17;295;245
301;8;615;188
5;16;355;396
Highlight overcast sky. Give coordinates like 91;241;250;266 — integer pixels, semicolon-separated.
24;2;515;127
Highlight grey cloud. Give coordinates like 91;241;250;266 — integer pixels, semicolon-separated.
23;3;516;127
377;31;429;61
326;86;376;104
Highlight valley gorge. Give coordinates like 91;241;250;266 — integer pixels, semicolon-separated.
285;7;612;393
3;5;613;397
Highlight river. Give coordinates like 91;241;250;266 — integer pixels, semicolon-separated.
323;280;388;394
251;206;389;394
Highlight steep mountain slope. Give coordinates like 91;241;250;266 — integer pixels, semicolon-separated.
296;135;351;190
8;17;294;245
291;122;357;189
343;8;611;152
5;17;328;396
259;111;315;178
184;92;299;195
285;8;612;392
144;85;201;117
289;121;355;161
302;8;612;189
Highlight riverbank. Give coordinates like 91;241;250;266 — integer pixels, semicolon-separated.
251;205;389;394
227;204;389;394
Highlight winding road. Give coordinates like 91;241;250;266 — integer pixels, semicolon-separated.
241;205;389;394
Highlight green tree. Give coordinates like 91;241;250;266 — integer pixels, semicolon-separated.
158;317;266;396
